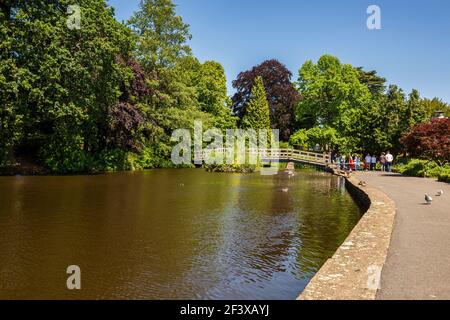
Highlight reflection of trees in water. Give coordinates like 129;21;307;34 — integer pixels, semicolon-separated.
201;174;294;298
0;170;362;299
293;174;362;279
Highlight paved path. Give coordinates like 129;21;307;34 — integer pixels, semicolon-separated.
356;172;450;300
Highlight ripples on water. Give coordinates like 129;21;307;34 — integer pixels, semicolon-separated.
0;169;361;300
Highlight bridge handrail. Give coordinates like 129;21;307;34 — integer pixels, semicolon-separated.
194;148;331;164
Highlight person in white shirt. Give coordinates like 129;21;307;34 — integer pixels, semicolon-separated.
385;152;394;172
365;154;372;171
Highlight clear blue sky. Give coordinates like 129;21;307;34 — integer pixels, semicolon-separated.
107;0;450;102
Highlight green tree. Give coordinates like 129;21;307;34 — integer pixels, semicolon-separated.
241;77;271;131
290;126;338;151
405;89;427;128
289;129;309;149
375;85;407;153
1;0;135;173
305;126;339;152
128;0;192;69
421;97;450;119
0;2;22;166
296;55;372;152
127;0;236;170
356;67;386;97
194;61;236;130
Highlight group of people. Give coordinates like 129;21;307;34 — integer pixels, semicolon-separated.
334;152;394;172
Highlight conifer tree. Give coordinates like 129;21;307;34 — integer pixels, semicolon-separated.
242;77;271;131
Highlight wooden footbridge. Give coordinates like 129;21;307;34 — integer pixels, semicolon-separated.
195;148;332;167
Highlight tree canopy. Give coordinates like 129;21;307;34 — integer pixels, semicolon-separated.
0;0;236;173
1;1;448;173
293;54;447;156
128;0;192;69
232;59;300;141
296;55;373;152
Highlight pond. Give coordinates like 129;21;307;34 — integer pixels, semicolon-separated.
0;169;362;299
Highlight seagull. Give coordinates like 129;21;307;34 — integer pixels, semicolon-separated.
436;190;444;197
282;188;289;193
425;194;433;204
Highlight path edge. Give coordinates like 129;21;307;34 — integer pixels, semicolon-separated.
297;169;396;300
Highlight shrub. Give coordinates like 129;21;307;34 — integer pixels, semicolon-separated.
278;141;291;149
437;167;450;183
94;149;133;172
396;159;450;181
396;159;438;178
40;123;92;174
135;143;174;169
205;164;256;173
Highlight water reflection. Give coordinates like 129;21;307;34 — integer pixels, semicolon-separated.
0;170;361;299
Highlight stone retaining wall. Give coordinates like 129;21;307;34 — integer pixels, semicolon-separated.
298;172;396;300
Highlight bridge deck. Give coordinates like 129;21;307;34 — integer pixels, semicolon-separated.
195;149;331;167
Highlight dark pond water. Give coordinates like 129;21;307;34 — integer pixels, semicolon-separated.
0;169;362;299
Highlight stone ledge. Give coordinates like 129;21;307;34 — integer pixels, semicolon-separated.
298;171;396;300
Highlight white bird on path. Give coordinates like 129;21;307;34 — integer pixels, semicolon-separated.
425;194;433;204
436;190;444;196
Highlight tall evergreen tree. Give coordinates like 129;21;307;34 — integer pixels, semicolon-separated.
241;77;271;131
405;89;427;128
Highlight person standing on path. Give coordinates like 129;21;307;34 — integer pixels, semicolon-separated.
385;151;394;172
365;154;372;171
349;155;355;171
380;153;387;172
371;155;377;171
355;155;361;171
341;154;347;170
337;154;342;170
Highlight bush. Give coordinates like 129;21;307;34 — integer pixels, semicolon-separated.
278;141;292;149
94;149;133;172
396;159;438;178
438;167;450;183
135;143;174;169
396;159;450;181
205;164;257;173
40;126;93;174
438;173;450;183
